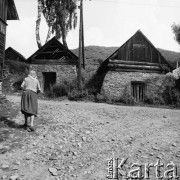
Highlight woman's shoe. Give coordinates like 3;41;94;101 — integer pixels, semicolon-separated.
29;126;35;131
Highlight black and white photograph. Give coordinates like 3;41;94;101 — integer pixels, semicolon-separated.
0;0;180;179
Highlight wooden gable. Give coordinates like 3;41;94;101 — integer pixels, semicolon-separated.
27;37;78;65
105;30;173;73
5;47;26;62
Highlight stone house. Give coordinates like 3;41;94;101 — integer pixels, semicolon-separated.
96;30;173;102
5;47;26;62
26;37;78;92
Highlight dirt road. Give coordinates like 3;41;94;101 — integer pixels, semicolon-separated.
0;95;180;180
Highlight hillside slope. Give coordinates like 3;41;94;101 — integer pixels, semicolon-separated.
72;46;180;68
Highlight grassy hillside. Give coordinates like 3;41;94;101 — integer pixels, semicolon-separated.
71;46;118;65
72;46;180;68
158;48;180;68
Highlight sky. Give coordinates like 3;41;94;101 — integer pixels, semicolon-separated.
5;0;180;58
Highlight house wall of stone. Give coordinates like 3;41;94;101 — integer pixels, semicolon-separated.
101;71;167;99
30;64;77;91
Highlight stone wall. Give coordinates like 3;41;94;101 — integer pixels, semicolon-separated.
101;71;167;99
30;64;77;91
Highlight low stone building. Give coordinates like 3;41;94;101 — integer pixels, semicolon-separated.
97;30;173;102
26;37;78;92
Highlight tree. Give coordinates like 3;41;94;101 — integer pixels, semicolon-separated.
35;0;78;48
172;23;180;45
36;0;43;49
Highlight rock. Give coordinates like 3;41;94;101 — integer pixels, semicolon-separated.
172;143;177;147
1;175;7;180
78;143;82;148
163;115;167;118
14;161;20;165
9;175;19;180
156;155;162;159
152;146;159;151
69;166;74;170
1;164;9;169
49;167;58;176
73;152;77;156
85;131;91;134
82;137;86;142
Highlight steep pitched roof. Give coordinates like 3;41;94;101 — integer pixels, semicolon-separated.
5;47;26;61
105;30;172;69
27;37;78;64
7;0;19;20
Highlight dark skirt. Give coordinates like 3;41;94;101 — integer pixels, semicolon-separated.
21;90;38;117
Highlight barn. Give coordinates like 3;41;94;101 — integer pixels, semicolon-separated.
26;37;78;92
5;47;26;62
98;30;173;102
0;0;19;93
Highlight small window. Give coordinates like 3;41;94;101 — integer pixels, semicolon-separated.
131;81;145;102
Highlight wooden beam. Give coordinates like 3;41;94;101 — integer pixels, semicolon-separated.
37;51;66;54
108;63;161;70
109;59;167;67
108;68;161;73
30;59;77;64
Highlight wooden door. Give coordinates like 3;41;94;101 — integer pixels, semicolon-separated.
131;82;145;102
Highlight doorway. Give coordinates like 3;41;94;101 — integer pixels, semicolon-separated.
131;81;145;102
43;72;56;91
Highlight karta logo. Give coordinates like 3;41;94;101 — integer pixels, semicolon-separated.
107;158;179;179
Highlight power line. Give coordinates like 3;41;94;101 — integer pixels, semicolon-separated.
92;0;180;8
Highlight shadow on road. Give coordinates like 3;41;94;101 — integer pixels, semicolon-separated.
0;116;24;129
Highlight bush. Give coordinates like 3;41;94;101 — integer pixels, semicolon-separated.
163;86;180;106
160;75;180;106
116;86;136;105
144;93;165;105
68;89;89;101
12;77;24;92
118;94;136;105
45;78;79;98
46;83;69;97
96;93;107;103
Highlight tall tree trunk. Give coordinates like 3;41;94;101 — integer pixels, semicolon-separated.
36;0;42;49
45;26;52;43
62;33;68;48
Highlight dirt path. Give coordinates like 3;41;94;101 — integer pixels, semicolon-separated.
0;95;180;180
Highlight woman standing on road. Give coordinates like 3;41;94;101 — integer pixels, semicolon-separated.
21;70;41;132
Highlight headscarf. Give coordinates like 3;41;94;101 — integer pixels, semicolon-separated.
28;70;37;79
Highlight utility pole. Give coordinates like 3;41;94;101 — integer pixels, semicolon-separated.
78;0;84;90
81;0;85;69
